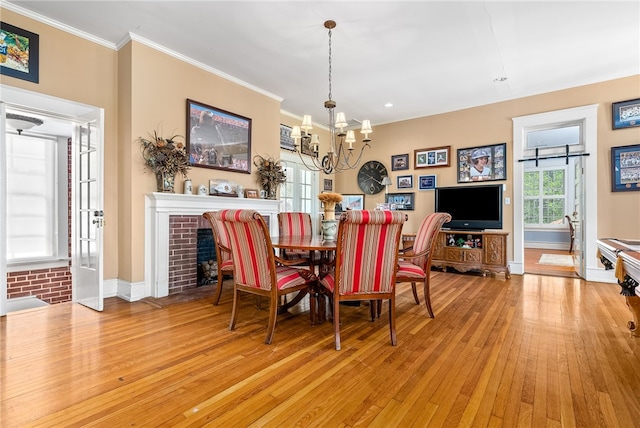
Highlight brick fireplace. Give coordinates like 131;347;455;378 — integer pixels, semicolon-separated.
145;193;281;298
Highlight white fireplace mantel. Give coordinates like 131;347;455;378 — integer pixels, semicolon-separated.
145;192;281;298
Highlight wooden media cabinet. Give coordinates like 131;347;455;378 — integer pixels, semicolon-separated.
429;230;510;278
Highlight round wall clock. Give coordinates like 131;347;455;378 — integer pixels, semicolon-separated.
357;160;389;195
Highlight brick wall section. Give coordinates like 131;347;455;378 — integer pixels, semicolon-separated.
6;138;73;305
168;215;200;294
7;266;72;303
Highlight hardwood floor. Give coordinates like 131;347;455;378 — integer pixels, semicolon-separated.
524;247;579;278
2;272;639;427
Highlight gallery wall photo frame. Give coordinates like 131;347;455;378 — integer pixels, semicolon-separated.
397;174;413;189
385;192;414;211
418;174;437;190
323;178;333;191
0;22;39;83
611;144;640;192
391;153;409;170
186;98;252;174
415;146;450;169
280;124;296;151
612;98;640;130
341;194;365;210
457;142;506;183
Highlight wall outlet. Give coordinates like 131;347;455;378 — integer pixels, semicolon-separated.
505;197;511;205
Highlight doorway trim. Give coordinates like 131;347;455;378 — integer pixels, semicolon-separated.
0;84;104;316
512;104;607;282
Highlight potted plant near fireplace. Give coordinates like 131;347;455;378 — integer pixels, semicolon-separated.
136;130;190;192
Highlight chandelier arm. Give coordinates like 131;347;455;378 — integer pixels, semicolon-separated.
294;20;372;174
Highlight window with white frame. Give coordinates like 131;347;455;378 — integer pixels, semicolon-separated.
523;166;567;227
6;133;68;267
280;152;318;218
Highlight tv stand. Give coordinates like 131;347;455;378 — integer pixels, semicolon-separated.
431;230;510;278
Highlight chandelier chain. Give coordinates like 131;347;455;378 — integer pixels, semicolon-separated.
327;26;332;102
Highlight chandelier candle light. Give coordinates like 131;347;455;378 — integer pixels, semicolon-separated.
291;20;372;174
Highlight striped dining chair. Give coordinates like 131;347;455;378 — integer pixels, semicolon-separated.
396;212;452;318
213;209;316;345
277;212;314;266
319;210;407;350
202;211;234;305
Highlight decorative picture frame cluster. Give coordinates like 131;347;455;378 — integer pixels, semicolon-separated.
457;142;506;183
186;98;252;174
612;98;640;130
280;124;296;151
611;144;640;192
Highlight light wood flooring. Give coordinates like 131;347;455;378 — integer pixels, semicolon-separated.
524;247;580;278
2;272;639;427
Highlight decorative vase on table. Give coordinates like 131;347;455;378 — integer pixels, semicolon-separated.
321;203;339;241
156;172;176;193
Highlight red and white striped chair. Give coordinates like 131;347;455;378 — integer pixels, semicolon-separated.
202;211;234;305
213;209;316;345
396;212;452;318
277;212;314;266
319;210;407;350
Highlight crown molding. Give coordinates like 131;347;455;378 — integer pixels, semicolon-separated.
3;2;283;103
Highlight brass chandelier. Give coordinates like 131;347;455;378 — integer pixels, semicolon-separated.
291;20;372;174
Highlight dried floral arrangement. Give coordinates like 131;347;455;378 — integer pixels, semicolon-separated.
136;131;190;178
318;192;343;220
253;155;287;199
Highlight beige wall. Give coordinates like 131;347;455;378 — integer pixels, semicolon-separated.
335;76;640;249
0;9;120;280
3;7;639;286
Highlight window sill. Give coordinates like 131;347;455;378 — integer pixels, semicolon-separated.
7;259;70;273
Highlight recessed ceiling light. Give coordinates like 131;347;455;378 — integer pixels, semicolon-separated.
384;102;393;108
493;77;508;82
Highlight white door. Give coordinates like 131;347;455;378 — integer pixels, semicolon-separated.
73;112;104;311
573;155;585;277
0;102;7;316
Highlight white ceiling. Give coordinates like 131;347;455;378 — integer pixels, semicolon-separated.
4;1;640;133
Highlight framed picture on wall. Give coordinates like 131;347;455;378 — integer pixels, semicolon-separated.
611;144;640;192
397;175;413;189
415;146;450;168
612;98;640;130
280;124;296;151
457;142;506;183
418;174;437;190
391;153;409;170
186;98;252;174
0;22;40;83
385;192;414;211
341;194;365;210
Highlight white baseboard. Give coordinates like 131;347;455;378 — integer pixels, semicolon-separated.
525;242;570;251
116;279;146;302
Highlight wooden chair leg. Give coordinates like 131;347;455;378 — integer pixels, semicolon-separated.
212;270;224;306
411;283;420;305
389;297;397;346
229;287;239;331
264;297;278;345
423;277;434;318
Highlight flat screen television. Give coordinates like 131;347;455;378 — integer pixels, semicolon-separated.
435;184;503;230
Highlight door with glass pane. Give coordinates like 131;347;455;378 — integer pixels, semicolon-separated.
73;112;104;311
572;156;585;277
280;152;319;229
